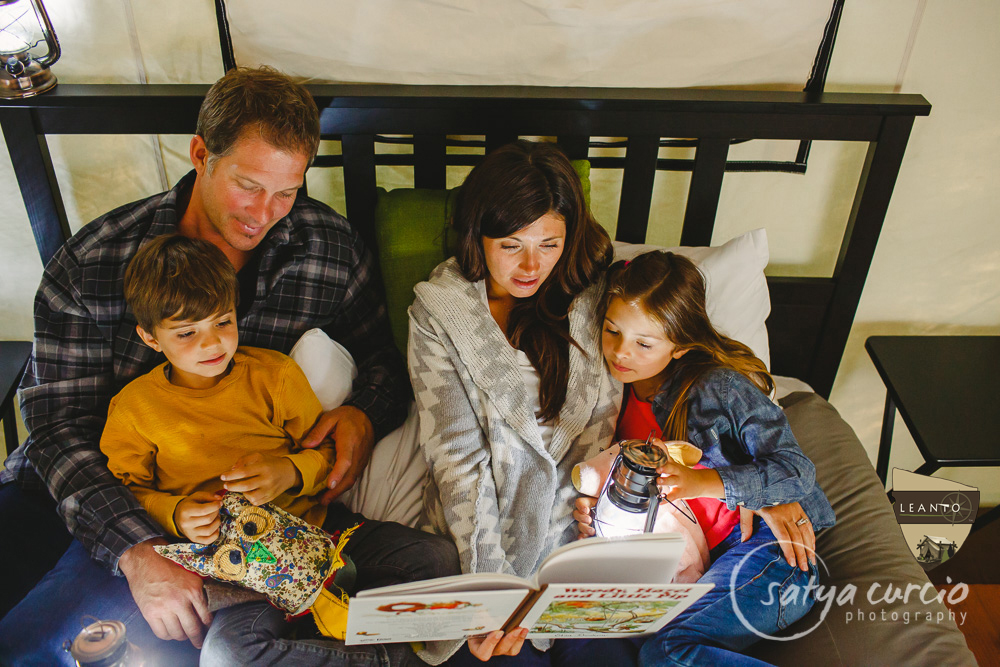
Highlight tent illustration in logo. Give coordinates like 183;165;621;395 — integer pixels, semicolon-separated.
914;535;957;564
891;469;979;571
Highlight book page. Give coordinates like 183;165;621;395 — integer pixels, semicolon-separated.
518;583;713;639
354;572;530;597
346;588;531;644
538;533;685;585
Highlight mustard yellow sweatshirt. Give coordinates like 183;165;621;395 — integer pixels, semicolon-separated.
101;346;331;536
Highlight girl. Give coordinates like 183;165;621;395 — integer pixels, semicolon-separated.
578;250;835;667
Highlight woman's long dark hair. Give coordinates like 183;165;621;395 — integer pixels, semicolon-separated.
602;251;773;440
453;140;613;420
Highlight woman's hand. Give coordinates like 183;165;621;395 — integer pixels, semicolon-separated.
221;452;301;506
573;496;597;539
750;501;816;572
468;628;529;661
656;463;724;501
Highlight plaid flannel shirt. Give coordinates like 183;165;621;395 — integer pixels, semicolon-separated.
2;171;411;573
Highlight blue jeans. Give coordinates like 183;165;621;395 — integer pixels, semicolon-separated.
0;503;459;667
0;539;201;667
639;519;818;667
446;637;641;666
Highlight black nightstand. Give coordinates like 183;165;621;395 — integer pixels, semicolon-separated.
1;341;32;457
865;335;1000;529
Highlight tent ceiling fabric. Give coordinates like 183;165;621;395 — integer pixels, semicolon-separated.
224;0;834;88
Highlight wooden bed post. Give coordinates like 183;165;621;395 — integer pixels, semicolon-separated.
0;108;70;266
341;134;379;252
680;137;730;247
809;115;916;397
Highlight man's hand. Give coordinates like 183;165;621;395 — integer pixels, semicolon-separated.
174;491;223;544
573;496;597;539
468;628;529;661
119;538;212;648
221;452;301;505
300;405;375;504
749;501;816;572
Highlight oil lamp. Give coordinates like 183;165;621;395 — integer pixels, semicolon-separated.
0;0;60;99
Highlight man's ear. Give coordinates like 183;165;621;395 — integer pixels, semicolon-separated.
190;135;209;175
136;325;162;353
672;347;689;360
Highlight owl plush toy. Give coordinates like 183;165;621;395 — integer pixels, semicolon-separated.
155;492;359;639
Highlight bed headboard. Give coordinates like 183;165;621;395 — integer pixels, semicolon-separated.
0;84;930;398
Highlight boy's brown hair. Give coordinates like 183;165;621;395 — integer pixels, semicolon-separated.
124;235;238;334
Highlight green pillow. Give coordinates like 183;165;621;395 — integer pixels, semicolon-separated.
374;160;591;355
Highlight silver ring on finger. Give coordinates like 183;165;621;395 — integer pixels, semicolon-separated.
795;517;809;527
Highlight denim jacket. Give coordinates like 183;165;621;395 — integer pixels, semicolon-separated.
650;367;836;531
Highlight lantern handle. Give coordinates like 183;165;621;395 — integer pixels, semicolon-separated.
29;0;60;68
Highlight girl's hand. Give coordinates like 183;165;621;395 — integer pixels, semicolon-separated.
755;501;816;572
221;453;301;506
174;491;224;544
656;463;724;501
468;627;529;661
573;496;597;539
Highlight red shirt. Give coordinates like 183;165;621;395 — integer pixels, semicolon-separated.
616;386;739;550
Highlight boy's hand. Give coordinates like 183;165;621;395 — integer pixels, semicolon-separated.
656;463;725;501
174;491;224;544
221;452;301;506
573;496;597;539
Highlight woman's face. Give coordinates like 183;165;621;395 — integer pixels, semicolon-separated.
483;212;566;299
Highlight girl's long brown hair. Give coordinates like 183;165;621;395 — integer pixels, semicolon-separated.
602;251;773;440
453;140;613;420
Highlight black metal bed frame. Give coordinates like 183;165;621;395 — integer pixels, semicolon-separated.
0;84;930;399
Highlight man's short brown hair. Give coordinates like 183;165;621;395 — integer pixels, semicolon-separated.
124;235;239;334
196;66;320;165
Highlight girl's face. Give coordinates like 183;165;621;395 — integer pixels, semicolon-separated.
482;212;566;300
602;296;687;391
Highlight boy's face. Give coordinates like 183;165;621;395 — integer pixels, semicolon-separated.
602;297;687;395
137;309;239;390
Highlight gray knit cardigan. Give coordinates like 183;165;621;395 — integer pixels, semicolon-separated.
407;258;622;581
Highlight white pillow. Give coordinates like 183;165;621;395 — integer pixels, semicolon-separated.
612;228;771;369
288;328;426;527
289;328;357;410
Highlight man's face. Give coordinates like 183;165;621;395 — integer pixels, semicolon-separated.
191;132;310;254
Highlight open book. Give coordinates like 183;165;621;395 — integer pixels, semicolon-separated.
346;533;712;644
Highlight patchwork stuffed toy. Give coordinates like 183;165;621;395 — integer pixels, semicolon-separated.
155;492;359;639
572;439;711;583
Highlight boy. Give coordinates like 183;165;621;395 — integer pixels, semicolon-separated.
102;234;458;665
101;234;333;540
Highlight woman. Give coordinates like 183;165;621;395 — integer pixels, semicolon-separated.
408;141;626;664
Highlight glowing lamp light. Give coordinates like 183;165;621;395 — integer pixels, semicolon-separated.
592;439;671;537
0;0;60;98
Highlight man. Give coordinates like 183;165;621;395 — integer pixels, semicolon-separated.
0;67;423;663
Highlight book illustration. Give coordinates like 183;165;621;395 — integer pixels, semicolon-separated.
531;599;680;635
375;600;480;614
517;583;710;640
